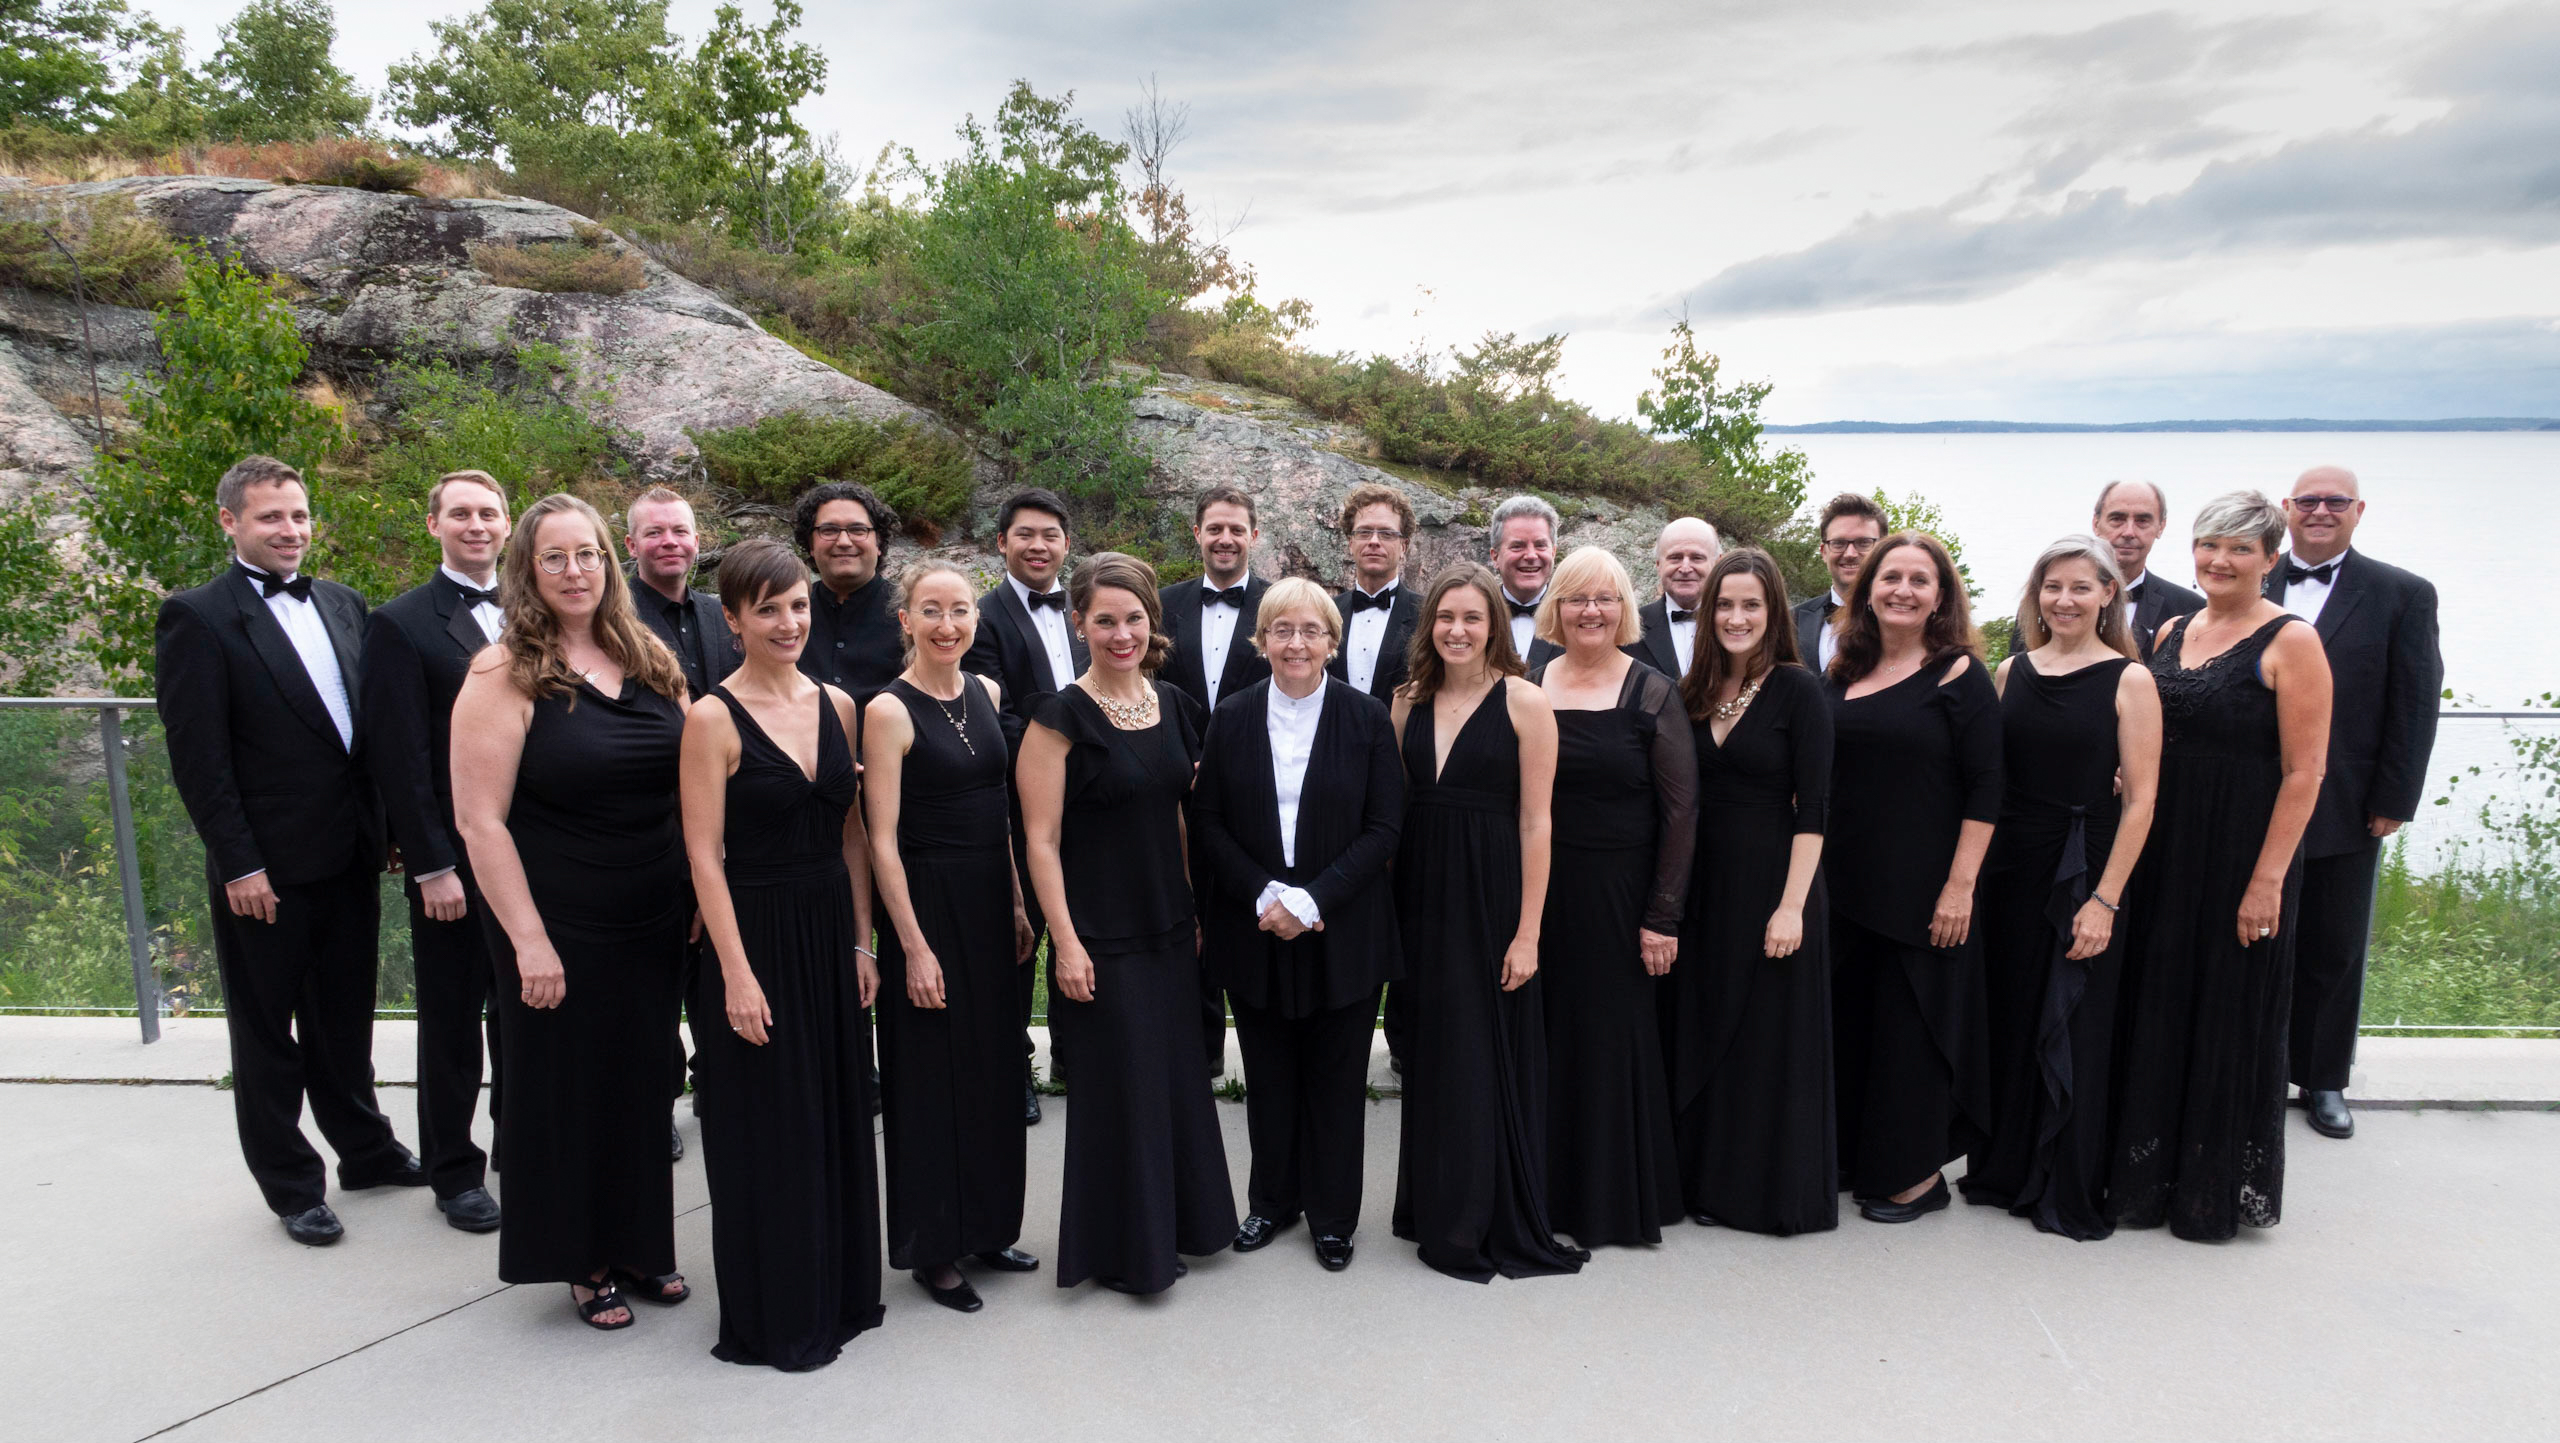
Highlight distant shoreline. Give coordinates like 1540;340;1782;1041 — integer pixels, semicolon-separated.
1768;418;2560;434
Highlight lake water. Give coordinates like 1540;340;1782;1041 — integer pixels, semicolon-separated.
1785;431;2560;867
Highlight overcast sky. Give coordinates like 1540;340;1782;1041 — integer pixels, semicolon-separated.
148;0;2560;423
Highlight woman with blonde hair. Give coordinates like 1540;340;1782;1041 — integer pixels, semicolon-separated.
451;493;692;1331
1527;545;1694;1249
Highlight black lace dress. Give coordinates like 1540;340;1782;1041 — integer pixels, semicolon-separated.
693;687;882;1370
2108;615;2304;1241
1962;654;2131;1240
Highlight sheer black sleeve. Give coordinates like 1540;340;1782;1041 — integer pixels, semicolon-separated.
1944;659;2004;824
1781;665;1832;836
1634;666;1697;933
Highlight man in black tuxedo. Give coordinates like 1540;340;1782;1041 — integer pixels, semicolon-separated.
1329;482;1421;703
1489;494;1564;669
963;488;1087;1123
622;486;742;1160
2094;480;2205;659
1629;517;1720;680
157;455;421;1245
1160;486;1272;715
359;470;510;1233
1792;492;1885;673
2266;465;2442;1141
796;480;905;703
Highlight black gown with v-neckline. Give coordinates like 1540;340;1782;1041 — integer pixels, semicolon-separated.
694;685;884;1370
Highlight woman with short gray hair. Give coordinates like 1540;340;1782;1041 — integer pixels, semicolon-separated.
2107;491;2331;1242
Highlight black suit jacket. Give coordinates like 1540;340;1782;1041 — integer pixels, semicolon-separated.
631;578;743;701
1192;678;1405;1015
360;572;493;878
1326;582;1421;701
2265;548;2444;857
156;566;384;887
2127;572;2205;662
1626;596;1688;680
1159;574;1272;715
963;578;1089;754
1791;592;1838;671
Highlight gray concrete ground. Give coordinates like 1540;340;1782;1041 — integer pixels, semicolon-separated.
5;1059;2555;1443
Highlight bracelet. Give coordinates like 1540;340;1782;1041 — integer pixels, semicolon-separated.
2090;894;2120;913
854;945;876;959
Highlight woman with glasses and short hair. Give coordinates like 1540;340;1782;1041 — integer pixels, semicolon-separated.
451;494;694;1332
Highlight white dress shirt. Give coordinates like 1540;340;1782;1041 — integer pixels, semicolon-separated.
1818;588;1845;673
2281;553;2341;626
1199;586;1243;706
243;559;354;750
1663;601;1698;677
1009;574;1077;691
1505;588;1545;659
441;564;504;643
1252;680;1326;928
1343;584;1397;694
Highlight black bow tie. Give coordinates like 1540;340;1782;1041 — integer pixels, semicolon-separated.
454;582;499;607
2286;560;2338;586
1821;596;1839;617
244;565;312;602
1507;596;1540;618
1204;584;1247;608
1024;587;1066;612
1669;609;1695;624
1346;587;1396;613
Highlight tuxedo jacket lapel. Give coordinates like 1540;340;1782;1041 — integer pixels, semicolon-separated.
2314;548;2369;644
229;573;341;746
991;584;1049;689
1172;579;1208;697
1218;577;1270;695
320;588;365;731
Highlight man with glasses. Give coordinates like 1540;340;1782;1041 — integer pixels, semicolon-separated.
2266;466;2442;1141
1489;494;1564;667
1329;483;1422;702
1793;493;1886;671
795;480;905;705
2094;480;2204;660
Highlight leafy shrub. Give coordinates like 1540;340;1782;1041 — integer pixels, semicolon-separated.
194;137;424;191
0;191;183;308
690;411;973;537
469;225;647;295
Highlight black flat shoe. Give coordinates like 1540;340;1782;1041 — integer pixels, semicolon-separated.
1860;1175;1952;1224
438;1186;501;1233
339;1146;428;1191
2306;1088;2355;1139
914;1270;983;1313
281;1204;343;1246
1023;1079;1043;1126
669;1123;685;1163
973;1247;1040;1273
1176;1258;1189;1278
608;1267;689;1305
1689;1211;1721;1228
1233;1213;1298;1252
1313;1234;1353;1271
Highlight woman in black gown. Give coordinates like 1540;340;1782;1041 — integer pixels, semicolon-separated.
1527;546;1693;1248
1960;537;2160;1240
1824;532;2001;1225
676;538;883;1369
864;560;1040;1312
2109;492;2331;1242
1019;552;1237;1294
1389;563;1584;1283
1668;549;1836;1236
452;494;694;1331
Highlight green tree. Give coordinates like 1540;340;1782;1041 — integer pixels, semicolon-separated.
677;0;834;252
0;0;156;130
105;25;208;146
202;0;369;142
82;244;343;680
1637;316;1813;542
1870;488;1980;601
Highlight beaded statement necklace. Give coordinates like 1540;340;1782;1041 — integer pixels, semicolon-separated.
1712;673;1765;723
1093;685;1158;729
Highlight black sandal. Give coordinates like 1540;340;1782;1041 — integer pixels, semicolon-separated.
609;1266;690;1305
571;1279;633;1330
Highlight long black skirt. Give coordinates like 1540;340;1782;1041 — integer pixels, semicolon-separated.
1540;840;1682;1246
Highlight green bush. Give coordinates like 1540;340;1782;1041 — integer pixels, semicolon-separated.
0;191;184;309
689;411;972;537
469;225;647;295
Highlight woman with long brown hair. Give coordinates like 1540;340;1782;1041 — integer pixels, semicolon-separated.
1387;563;1583;1282
1822;532;2001;1225
451;493;693;1331
1665;548;1837;1235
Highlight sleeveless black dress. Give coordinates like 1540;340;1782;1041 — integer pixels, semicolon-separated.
2109;615;2304;1241
1532;661;1693;1247
1961;654;2131;1240
490;678;688;1288
1036;683;1236;1292
1389;682;1585;1282
874;676;1027;1272
693;687;883;1370
1669;663;1837;1236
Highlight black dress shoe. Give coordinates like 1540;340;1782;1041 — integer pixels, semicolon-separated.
282;1204;343;1246
338;1145;427;1191
972;1247;1041;1272
1690;1210;1721;1228
1233;1213;1299;1252
2306;1088;2355;1139
670;1123;685;1163
1175;1258;1189;1278
1023;1079;1043;1127
1859;1175;1952;1224
914;1270;984;1313
1387;1053;1404;1076
437;1186;502;1233
1312;1234;1354;1271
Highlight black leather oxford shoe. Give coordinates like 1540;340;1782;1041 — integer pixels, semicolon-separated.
1858;1175;1952;1225
338;1145;428;1191
1312;1234;1354;1271
1024;1079;1043;1126
914;1270;984;1313
1233;1214;1298;1252
2306;1088;2355;1139
282;1204;344;1246
973;1247;1041;1272
438;1186;502;1233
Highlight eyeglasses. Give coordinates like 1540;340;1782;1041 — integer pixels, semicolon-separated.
1821;536;1880;555
1265;624;1333;644
1348;527;1406;543
1560;593;1621;611
814;522;876;541
2287;495;2357;514
536;547;609;574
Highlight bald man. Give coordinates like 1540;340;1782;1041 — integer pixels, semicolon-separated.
2265;465;2442;1141
1628;517;1721;679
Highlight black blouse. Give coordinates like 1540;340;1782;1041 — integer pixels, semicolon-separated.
1826;656;2003;946
1030;682;1203;954
1534;660;1698;933
1696;663;1831;836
